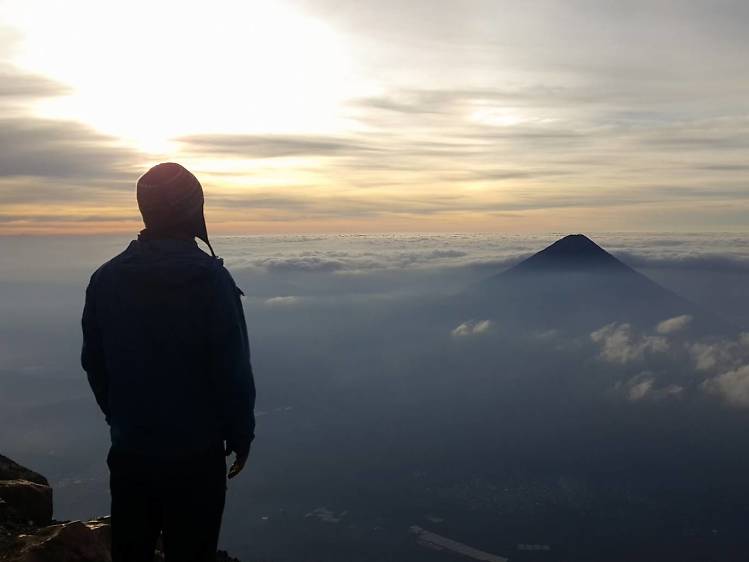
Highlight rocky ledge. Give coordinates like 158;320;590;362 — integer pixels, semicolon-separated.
0;453;241;562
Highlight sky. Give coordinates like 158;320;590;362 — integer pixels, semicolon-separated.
0;0;748;234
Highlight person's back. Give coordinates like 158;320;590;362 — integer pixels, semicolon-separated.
82;163;255;562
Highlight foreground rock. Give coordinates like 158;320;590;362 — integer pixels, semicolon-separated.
4;517;111;562
0;480;53;526
0;457;48;487
0;454;241;562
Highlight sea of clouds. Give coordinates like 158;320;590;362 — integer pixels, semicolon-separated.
1;231;749;534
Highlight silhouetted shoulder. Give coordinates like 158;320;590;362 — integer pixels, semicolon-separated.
86;243;135;288
209;260;245;297
87;239;226;291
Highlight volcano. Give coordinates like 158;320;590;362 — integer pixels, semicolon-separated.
458;234;730;335
505;234;629;274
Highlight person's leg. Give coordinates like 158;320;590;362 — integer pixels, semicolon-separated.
108;449;163;562
161;449;226;562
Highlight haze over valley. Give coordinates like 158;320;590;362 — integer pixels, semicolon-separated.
3;232;749;561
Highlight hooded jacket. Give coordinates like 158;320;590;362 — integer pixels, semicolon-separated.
81;237;255;458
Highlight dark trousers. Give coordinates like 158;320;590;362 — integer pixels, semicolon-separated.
108;447;227;562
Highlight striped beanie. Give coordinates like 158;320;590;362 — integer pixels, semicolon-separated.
136;162;216;257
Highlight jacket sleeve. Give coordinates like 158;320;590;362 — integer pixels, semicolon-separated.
81;276;110;423
209;267;256;456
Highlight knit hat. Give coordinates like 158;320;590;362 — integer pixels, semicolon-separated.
136;162;216;256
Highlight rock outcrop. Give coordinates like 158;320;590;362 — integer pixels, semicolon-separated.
4;517;112;562
0;455;55;557
0;456;48;487
0;454;241;562
0;480;52;526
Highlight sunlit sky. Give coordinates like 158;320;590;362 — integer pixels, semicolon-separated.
1;0;748;234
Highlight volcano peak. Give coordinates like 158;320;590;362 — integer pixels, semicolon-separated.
510;234;628;273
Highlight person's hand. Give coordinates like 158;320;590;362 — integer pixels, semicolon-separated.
226;445;250;479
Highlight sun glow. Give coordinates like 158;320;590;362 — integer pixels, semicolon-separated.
2;0;361;153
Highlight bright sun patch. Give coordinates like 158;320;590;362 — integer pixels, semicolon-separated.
3;0;360;153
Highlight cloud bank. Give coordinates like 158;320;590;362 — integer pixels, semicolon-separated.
589;315;749;408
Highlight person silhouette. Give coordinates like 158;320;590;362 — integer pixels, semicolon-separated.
81;162;255;562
